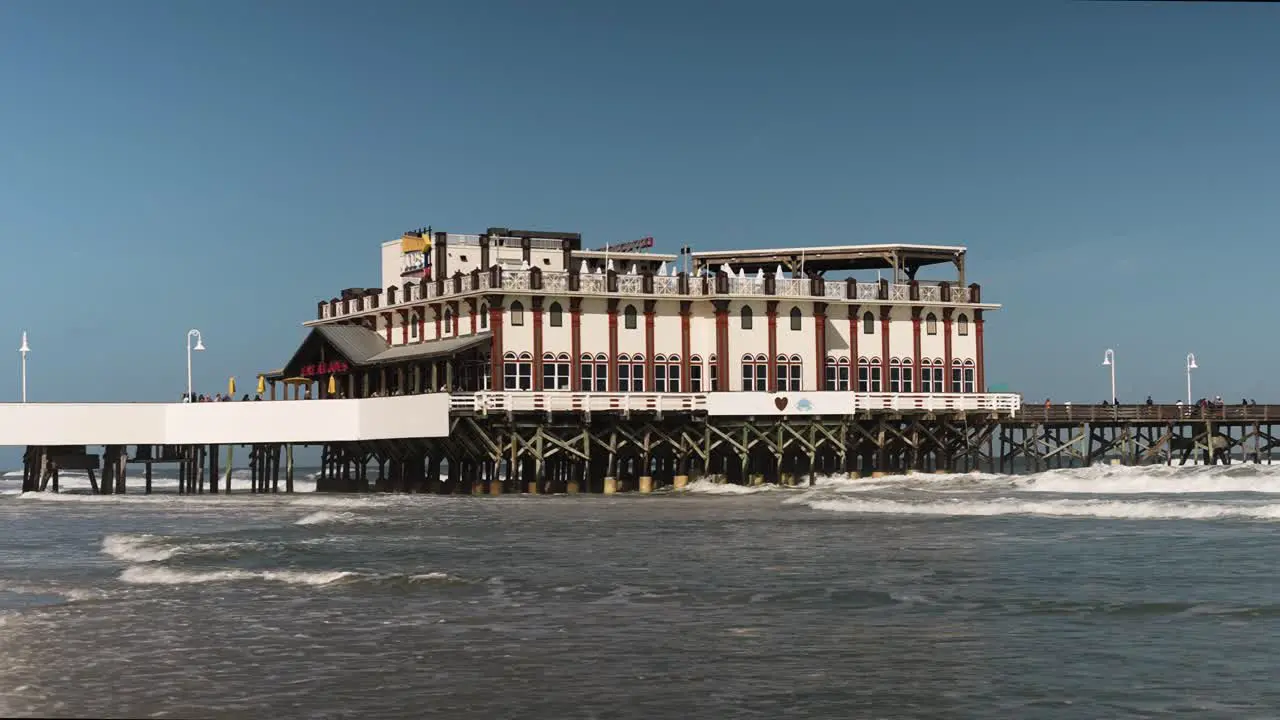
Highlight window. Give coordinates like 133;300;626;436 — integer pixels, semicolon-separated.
921;359;934;393
825;356;850;391
926;312;937;335
775;354;802;391
858;357;882;392
890;358;914;393
931;358;944;393
542;353;570;390
504;352;532;391
665;355;682;392
952;359;962;393
741;306;753;330
510;301;524;326
624;305;638;330
862;311;875;335
964;359;976;393
549;302;563;327
957;313;969;336
410;313;419;339
444;309;453;333
690;355;703;392
633;355;645;392
709;354;719;392
789;307;802;331
480;305;488;329
581;353;608;392
741;354;767;391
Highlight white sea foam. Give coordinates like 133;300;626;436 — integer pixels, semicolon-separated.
801;496;1280;521
684;479;783;495
119;566;359;586
294;510;368;526
102;534;182;563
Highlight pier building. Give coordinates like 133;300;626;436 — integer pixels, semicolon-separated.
13;224;1278;496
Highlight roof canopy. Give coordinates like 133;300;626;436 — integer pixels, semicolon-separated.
690;243;965;277
281;325;491;376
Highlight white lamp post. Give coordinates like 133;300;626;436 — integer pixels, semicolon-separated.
1102;348;1116;404
18;331;29;403
1186;353;1197;406
186;329;205;399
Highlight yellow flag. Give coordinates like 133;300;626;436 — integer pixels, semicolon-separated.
228;377;236;396
256;375;266;394
327;374;337;396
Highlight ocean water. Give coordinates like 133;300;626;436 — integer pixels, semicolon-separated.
0;465;1279;718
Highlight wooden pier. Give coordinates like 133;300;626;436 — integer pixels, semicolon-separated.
16;398;1277;496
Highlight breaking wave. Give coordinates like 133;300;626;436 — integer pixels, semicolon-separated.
798;496;1280;521
118;566;469;587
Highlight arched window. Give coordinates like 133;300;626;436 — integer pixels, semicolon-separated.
931;358;945;393
858;357;882;392
862;311;875;335
510;301;525;327
549;302;563;328
963;359;976;393
504;352;533;391
480;304;488;329
920;359;934;393
826;356;850;391
410;313;419;340
952;359;963;394
654;354;682;392
925;312;937;335
789;307;802;331
541;352;571;390
957;313;969;336
740;354;768;391
581;353;608;392
624;305;638;330
690;355;704;392
775;354;802;391
741;306;753;330
889;358;914;393
630;354;645;392
709;353;719;392
444;308;453;333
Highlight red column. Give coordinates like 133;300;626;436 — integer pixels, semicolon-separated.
570;299;582;390
432;303;442;340
975;310;985;393
680;301;691;391
450;301;460;338
766;301;778;392
418;310;426;341
383;312;392;344
879;307;891;391
469;301;477;336
532;298;544;390
848;305;858;364
607;300;619;392
714;301;729;391
644;301;656;391
943;308;954;392
814;303;827;391
399;309;409;344
911;308;922;393
489;301;504;388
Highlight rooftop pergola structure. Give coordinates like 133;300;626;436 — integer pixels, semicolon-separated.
690;243;966;284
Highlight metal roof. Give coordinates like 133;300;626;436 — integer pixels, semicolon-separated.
366;333;491;365
690;243;965;273
314;325;389;364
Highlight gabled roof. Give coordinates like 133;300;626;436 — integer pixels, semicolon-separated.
315;325;389;364
282;324;492;375
367;333;491;364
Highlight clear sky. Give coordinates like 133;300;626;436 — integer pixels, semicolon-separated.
0;0;1276;414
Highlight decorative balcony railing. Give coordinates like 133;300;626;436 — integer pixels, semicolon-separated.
447;391;1022;416
316;267;984;320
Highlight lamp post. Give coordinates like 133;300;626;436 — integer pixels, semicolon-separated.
1102;348;1116;404
1186;353;1197;406
186;329;205;399
18;332;29;403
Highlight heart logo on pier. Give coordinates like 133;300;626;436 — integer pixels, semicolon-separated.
774;397;788;411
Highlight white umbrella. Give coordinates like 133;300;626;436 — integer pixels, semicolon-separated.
579;259;590;274
658;261;668;276
775;264;786;279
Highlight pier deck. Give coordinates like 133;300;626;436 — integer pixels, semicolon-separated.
7;394;1273;496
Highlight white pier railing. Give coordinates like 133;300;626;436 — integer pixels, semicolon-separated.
451;391;1022;416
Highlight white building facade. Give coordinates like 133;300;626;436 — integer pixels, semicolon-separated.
286;228;995;402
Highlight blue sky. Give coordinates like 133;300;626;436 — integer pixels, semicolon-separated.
0;0;1276;411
